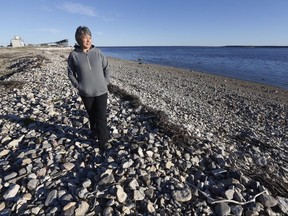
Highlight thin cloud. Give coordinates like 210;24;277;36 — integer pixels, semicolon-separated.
58;2;97;17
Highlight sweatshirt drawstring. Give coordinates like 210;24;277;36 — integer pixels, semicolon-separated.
86;55;92;70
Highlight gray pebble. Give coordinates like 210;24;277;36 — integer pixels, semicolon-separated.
172;187;192;203
45;189;58;206
215;203;231;216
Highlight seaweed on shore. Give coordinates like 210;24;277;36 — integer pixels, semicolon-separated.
108;84;195;147
230;130;288;198
108;83;288;199
108;84;142;108
0;80;26;90
0;55;49;81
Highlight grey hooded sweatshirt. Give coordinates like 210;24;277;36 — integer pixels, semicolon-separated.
67;45;110;97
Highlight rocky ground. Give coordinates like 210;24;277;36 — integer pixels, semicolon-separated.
0;47;287;215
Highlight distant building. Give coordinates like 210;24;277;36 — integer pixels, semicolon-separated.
55;39;69;47
11;36;25;47
39;39;69;47
9;37;69;48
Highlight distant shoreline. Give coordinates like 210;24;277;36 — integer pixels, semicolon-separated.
98;45;288;48
223;45;288;48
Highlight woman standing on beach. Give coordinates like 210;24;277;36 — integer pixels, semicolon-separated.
67;26;111;150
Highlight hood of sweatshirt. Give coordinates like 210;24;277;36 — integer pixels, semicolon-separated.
74;45;95;53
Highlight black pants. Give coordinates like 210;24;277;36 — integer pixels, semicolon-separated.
81;93;108;145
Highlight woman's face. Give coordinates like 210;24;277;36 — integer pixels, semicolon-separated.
80;34;92;51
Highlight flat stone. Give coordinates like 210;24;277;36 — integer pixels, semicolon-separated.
146;150;154;157
145;188;154;199
128;178;139;190
82;179;92;188
258;193;278;208
224;189;234;200
215;203;231;216
75;201;89;216
27;179;39;191
1;136;11;144
137;147;144;157
63;202;76;216
7;135;24;149
31;206;41;215
45;189;58;206
134;189;145;201
4;172;18;181
190;156;200;165
103;206;113;215
98;174;115;185
36;167;47;177
3;184;20;200
23;193;32;201
0;202;5;211
0;149;10;158
22;158;32;165
50;206;59;214
122;159;134;169
116;185;127;203
147;201;155;213
63;162;75;171
165;161;174;169
172;187;192;202
63;202;76;211
76;187;88;199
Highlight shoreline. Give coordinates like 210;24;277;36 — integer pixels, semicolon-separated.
108;56;287;132
0;48;287;215
109;56;288;98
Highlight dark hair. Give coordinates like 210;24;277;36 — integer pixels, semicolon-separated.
75;26;92;44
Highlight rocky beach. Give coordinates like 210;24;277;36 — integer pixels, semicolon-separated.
0;47;287;215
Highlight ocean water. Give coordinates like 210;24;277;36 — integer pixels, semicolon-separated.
100;46;288;90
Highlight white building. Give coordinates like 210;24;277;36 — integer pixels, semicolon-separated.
11;36;25;47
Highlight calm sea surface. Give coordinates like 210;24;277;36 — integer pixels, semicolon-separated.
100;46;288;90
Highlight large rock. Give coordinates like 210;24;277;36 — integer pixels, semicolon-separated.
172;187;192;202
3;184;20;200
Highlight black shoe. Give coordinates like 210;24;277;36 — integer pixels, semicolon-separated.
99;142;112;151
88;131;97;140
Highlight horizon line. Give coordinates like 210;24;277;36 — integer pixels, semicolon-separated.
96;45;288;48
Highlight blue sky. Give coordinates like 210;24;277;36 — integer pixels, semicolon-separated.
1;0;288;46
